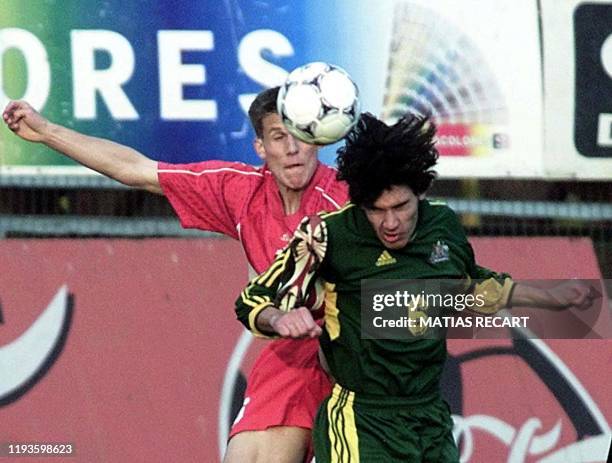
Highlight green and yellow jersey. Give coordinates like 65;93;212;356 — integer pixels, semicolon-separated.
236;199;513;399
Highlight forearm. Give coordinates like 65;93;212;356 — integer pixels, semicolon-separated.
509;284;567;309
471;279;571;312
247;305;322;339
254;306;284;335
236;288;276;338
43;122;161;193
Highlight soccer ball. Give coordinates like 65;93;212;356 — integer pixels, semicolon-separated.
277;62;361;145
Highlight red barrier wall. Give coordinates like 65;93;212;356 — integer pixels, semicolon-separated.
0;237;609;462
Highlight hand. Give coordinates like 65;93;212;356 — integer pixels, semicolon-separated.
544;280;600;310
3;100;51;142
271;307;322;339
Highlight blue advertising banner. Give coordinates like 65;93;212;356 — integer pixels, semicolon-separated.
1;0;545;177
1;0;372;169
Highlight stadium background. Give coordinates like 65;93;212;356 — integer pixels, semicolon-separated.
1;0;610;462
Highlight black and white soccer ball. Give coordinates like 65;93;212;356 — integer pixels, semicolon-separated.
277;62;361;145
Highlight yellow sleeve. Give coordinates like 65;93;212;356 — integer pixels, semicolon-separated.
471;277;515;314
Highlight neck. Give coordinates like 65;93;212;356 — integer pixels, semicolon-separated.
278;184;303;215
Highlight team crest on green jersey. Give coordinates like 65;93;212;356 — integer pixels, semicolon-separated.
429;240;450;264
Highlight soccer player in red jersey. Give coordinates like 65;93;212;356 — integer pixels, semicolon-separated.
3;87;349;463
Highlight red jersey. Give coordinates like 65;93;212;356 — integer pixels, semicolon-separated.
157;160;348;273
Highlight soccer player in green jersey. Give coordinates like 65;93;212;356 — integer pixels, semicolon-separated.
235;113;596;462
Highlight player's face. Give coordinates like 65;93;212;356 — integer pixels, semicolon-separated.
363;185;421;250
254;113;319;192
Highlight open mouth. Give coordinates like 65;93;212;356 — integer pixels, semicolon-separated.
383;232;400;243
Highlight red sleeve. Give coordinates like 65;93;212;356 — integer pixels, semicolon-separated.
157;160;261;239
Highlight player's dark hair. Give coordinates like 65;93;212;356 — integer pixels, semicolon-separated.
336;112;438;207
248;86;280;138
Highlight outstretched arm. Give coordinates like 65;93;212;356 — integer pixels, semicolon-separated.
3;101;161;193
467;267;597;314
510;280;597;311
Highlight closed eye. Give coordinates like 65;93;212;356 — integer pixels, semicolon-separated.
393;200;410;210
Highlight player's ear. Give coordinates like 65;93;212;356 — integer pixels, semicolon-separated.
253;138;267;161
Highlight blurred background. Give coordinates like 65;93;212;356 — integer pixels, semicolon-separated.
0;0;610;274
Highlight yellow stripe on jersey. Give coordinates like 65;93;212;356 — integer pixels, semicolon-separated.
239;288;271;307
255;255;286;285
264;250;292;288
324;282;341;341
253;248;291;288
321;202;354;220
239;290;259;308
327;385;359;463
251;295;267;305
428;199;447;206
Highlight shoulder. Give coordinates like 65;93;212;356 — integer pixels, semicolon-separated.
320;202;355;222
317;203;357;238
158;160;263;177
311;164;349;210
421;199;460;223
417;199;466;235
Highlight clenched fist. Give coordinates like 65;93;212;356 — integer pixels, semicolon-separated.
3;101;51;143
270;307;323;339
